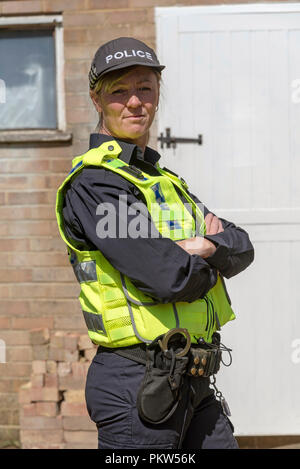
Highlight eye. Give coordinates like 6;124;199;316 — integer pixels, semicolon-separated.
111;88;126;95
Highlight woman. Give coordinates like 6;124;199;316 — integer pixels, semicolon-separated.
56;37;254;449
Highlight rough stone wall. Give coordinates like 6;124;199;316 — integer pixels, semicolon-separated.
19;328;97;449
0;0;290;447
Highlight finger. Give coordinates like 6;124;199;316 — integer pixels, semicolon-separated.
205;213;213;233
218;219;224;233
210;216;219;235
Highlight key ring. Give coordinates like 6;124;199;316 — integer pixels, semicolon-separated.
158;328;191;357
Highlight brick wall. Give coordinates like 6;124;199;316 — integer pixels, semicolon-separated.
0;0;290;448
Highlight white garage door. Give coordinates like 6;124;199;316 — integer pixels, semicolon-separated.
156;3;300;435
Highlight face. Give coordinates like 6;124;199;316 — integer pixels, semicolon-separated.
91;66;160;148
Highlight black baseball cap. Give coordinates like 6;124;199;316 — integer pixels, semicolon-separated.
89;37;165;89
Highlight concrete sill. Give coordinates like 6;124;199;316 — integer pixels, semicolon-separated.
0;130;73;144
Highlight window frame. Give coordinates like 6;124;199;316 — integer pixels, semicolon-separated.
0;14;71;143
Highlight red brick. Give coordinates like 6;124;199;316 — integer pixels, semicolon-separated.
71;362;90;378
19;383;32;405
78;334;94;350
104;9;147;25
46;361;57;374
11;378;29;393
32;361;47;375
30;387;59;402
32;267;74;282
7;346;33;362
64;333;79;351
29;238;65;252
20;415;62;430
88;0;128;8
64;430;96;443
54;315;86;331
129;0;175;6
57;362;72;377
30;299;81;315
0;268;32;283
48;347;66;362
12;317;54;330
65;44;95;61
0;205;55;221
64;441;97;449
84;348;96;361
59;375;84;391
1;159;50;173
22;443;66;449
1;1;43;14
0;221;54;237
0;300;30;315
64;12;106;28
20;429;64;444
31;374;45;388
63;415;95;431
29;328;50;346
0;239;29;252
0;362;31;378
0;331;30;346
32;345;49;361
0;317;10;329
44;374;58;388
5;191;50;205
36;402;57;417
61;402;89;417
67;107;94;124
64;350;79;362
44;0;87;11
50;331;65;348
64;29;89;44
22;403;37;417
64;389;85;403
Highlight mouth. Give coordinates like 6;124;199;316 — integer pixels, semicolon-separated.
125;115;145;119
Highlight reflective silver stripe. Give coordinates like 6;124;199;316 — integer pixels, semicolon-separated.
120;273;152;343
82;310;106;334
73;260;97;283
120;274;160;306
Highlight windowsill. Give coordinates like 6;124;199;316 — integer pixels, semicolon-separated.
0;129;73;144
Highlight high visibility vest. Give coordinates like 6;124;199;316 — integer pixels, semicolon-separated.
56;140;235;347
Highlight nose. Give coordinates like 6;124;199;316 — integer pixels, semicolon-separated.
126;91;142;108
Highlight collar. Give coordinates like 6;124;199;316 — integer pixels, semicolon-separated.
89;133;161;166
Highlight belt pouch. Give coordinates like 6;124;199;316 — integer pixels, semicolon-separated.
136;337;188;425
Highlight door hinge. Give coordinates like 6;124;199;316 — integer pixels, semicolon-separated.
157;127;203;149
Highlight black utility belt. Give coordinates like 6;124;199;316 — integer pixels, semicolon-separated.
98;329;223;378
97;329;230;426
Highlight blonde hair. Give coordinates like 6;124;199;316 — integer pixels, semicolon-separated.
90;66;161;132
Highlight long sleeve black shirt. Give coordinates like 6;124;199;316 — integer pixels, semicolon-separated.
62;133;254;304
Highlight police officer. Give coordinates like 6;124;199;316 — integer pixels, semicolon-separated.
56;37;254;449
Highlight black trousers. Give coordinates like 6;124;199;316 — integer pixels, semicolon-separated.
85;350;239;449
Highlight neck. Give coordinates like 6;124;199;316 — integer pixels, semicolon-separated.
99;127;148;153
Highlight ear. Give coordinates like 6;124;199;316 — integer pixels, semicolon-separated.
90;90;102;114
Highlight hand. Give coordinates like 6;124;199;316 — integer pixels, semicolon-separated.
176;237;216;258
205;213;224;235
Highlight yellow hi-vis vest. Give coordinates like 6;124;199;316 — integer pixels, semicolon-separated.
56;140;235;347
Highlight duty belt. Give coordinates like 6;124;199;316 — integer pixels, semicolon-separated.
97;328;224;378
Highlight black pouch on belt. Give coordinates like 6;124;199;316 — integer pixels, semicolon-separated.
136;331;190;425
